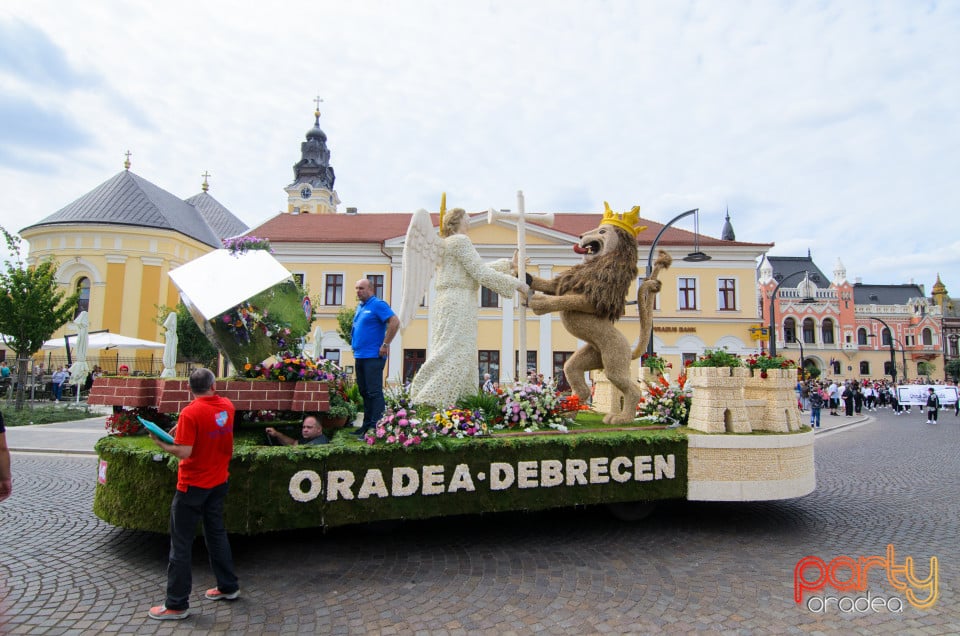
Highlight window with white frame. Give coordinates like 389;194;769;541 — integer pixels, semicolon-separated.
324;274;344;305
717;278;736;311
365;274;385;299
678;277;697;310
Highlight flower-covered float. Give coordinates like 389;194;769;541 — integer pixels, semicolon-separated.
91;216;815;536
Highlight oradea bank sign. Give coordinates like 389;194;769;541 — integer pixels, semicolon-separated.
794;545;939;612
287;453;677;503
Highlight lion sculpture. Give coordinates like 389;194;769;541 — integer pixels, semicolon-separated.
525;203;672;425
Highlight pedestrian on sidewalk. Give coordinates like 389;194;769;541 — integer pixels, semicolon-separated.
809;388;825;429
147;368;240;621
842;382;854;416
926;388;940;424
0;411;11;502
827;381;839;416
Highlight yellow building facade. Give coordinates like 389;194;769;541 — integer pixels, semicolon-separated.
20;167;247;372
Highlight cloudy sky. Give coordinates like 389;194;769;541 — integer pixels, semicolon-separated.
1;1;958;291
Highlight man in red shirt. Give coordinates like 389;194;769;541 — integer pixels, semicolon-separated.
148;368;240;620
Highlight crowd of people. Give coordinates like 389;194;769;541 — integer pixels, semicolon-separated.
795;377;959;428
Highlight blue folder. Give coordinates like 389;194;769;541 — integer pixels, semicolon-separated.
137;416;174;444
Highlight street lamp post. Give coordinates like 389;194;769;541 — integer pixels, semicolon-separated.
869;317;898;385
643;209;711;356
768;270;817;358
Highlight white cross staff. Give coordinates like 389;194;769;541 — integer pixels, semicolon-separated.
488;190;554;382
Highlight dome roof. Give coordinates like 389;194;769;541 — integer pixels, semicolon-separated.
21;170;222;247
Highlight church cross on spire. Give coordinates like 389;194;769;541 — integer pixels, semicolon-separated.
124;150;132;170
201;170;211;192
313;95;324;121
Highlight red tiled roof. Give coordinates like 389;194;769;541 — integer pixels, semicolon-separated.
248;211;770;248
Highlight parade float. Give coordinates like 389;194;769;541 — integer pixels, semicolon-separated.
91;205;815;535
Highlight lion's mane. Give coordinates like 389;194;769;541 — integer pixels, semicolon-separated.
554;227;638;322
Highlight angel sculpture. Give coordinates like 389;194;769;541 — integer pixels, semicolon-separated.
398;199;529;408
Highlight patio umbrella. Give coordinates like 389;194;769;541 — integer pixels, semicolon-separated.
69;311;91;403
43;332;165;351
160;312;178;378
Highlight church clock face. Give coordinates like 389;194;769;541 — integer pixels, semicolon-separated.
300;186;312;199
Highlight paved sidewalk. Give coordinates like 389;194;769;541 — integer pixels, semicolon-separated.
5;415;110;455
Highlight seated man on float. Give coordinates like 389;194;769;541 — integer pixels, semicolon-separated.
265;415;329;446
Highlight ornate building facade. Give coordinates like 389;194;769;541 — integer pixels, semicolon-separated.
760;253;944;382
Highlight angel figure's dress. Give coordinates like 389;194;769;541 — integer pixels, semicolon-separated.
403;211;523;408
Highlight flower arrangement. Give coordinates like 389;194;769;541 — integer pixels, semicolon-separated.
641;352;671;373
239;353;339;382
223;235;273;256
105;406;172;437
686;347;743;368
558;394;589;415
744;352;797;378
496;380;567;432
433;408;487;438
220;302;294;350
384;381;416;414
637;374;691;427
365;407;432;447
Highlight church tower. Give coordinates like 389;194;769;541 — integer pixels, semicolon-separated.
284;100;340;215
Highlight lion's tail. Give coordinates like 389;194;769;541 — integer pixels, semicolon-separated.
632;250;672;359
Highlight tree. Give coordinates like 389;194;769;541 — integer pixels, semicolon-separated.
336;305;355;345
0;228;79;409
946;359;960;383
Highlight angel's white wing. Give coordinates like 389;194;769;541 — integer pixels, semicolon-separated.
397;208;443;329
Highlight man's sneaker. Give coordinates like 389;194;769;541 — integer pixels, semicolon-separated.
205;587;240;601
926;420;932;424
148;605;190;620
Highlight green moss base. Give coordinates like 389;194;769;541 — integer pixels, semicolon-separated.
94;429;688;534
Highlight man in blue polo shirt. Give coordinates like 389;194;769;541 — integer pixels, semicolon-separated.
351;278;400;437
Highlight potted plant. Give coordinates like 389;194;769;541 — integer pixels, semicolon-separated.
324;390;357;428
744;352;797;378
686;347;743;368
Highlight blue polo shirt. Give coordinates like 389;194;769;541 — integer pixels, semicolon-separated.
351;296;395;359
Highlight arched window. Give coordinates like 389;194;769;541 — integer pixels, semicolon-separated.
75;277;90;317
802;318;816;344
821;319;835;344
881;328;892;347
783;317;797;344
857;328;868;345
859;361;870;376
922;328;933;346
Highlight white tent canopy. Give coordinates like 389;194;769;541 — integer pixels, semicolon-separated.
41;332;165;351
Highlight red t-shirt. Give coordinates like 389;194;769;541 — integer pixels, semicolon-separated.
173;393;235;491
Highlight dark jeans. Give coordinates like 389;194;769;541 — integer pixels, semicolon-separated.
166;482;238;610
52;382;63;401
356;356;387;431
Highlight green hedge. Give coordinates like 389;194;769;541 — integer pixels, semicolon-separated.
94;429;688;535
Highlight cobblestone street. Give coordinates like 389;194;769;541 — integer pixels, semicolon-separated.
1;409;957;634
